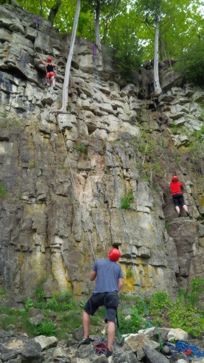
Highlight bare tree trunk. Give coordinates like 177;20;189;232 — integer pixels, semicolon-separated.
60;0;80;112
153;17;162;96
39;0;43;17
48;0;61;25
95;0;101;51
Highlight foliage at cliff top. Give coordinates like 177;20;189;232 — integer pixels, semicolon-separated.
1;0;201;83
175;31;204;86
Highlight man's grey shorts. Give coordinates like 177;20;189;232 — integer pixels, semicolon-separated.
84;292;119;322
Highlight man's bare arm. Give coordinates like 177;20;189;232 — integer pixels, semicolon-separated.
90;271;97;281
118;278;123;291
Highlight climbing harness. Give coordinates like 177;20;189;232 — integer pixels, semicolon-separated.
93;338;108;356
93;341;108;355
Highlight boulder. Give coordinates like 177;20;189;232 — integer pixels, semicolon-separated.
21;340;42;362
143;346;169;363
167;328;188;342
124;333;160;360
34;336;58;351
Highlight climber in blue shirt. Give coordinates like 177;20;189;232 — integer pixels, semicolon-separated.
79;248;123;357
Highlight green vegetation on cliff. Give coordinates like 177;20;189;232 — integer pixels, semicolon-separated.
0;278;203;339
14;0;203;83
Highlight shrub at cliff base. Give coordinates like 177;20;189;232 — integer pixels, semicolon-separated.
0;278;203;338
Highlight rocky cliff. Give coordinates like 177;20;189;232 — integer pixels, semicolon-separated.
0;4;204;300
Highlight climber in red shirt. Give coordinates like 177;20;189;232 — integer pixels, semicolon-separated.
169;176;190;217
41;56;57;88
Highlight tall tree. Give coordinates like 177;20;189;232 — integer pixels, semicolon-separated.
48;0;62;25
138;0;162;95
60;0;81;112
83;0;121;50
106;7;143;77
136;0;203;94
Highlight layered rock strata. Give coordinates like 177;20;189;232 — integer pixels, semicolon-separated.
0;4;204;298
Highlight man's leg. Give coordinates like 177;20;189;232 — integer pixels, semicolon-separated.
78;310;94;346
82;310;90;339
105;293;119;356
52;77;56;87
107;321;115;351
173;196;180;216
175;206;180;216
183;204;190;216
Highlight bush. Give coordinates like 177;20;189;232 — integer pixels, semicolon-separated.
24;298;34;311
175;35;204;86
74;143;87;155
149;291;172;315
119;306;146;334
168;303;204;337
119;282;204;337
35;286;45;302
189;277;204;306
120;191;134;209
177;277;204;306
33;290;75;312
35;320;56;336
106;9;143;79
45;296;74;312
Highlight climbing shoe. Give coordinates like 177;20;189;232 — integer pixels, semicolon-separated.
106;349;113;358
78;337;94;347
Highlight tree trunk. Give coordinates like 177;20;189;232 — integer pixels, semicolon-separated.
48;0;62;26
95;0;101;51
153;17;162;96
39;0;43;17
60;0;80;112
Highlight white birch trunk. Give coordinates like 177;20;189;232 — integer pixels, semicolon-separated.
95;0;101;51
60;0;80;112
153;18;162;96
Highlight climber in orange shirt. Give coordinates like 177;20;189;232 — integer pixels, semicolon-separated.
169;176;190;217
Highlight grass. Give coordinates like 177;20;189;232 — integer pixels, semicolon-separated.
192;125;204;141
119;279;204;337
28;320;57;336
170;123;182;135
126;267;134;279
0;279;204;339
0;182;7;198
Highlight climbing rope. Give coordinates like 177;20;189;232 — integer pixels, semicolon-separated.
121;209;140;288
55;118;96;263
110;149;140;289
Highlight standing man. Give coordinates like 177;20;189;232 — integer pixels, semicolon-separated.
170;175;190;217
80;248;123;357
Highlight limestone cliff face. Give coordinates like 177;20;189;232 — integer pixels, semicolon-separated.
0;4;204;299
